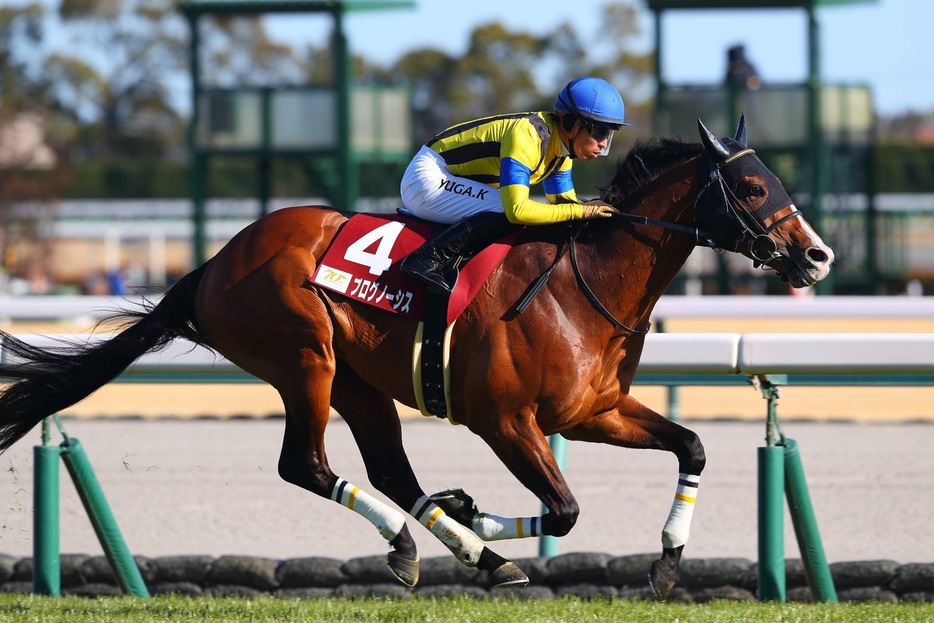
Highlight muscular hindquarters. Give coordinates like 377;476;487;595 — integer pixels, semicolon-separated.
193;207;344;388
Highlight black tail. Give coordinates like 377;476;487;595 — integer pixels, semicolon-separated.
0;263;211;453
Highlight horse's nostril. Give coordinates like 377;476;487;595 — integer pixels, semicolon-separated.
806;247;829;265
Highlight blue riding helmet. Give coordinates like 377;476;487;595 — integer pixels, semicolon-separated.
554;77;630;129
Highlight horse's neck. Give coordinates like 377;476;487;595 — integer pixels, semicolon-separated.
597;156;705;328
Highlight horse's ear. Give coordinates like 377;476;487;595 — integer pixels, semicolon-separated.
734;113;748;147
697;119;730;162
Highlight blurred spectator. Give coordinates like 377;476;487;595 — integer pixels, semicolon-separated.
124;261;147;290
82;271;111;295
106;269;127;295
725;45;761;91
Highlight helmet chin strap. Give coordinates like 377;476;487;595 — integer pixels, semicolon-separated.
566;124;583;160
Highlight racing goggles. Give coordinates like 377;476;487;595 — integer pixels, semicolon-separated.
581;119;616;156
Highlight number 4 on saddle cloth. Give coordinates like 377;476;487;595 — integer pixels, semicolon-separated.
308;212;520;421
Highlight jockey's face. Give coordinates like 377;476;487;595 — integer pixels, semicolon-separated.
559;113;613;161
578;121;614;160
573;120;612;160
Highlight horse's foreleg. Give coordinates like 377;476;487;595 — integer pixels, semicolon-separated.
562;395;706;602
407;494;530;587
428;488;547;542
471;407;581;541
275;364;417;586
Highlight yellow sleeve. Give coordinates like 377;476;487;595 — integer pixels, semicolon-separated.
499;124;583;225
502;185;584;225
546;190;580;204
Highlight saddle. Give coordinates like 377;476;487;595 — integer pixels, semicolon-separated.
308;211;519;422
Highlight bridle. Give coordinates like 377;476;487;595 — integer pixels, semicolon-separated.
614;146;802;267
694;147;804;267
513;142;803;336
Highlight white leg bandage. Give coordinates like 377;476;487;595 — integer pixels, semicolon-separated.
662;473;700;549
330;478;406;542
411;495;484;566
472;513;543;541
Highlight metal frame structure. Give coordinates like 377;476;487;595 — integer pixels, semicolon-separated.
647;0;878;293
177;0;414;264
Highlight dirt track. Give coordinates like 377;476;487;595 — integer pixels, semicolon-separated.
2;418;932;566
1;316;933;566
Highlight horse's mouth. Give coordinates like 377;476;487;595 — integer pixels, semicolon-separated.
784;268;820;288
771;254;833;288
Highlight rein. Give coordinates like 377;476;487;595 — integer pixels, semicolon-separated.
513;147;794;334
614;148;801;265
513;222;650;336
612;211;721;249
603;151;763;254
568;225;651;335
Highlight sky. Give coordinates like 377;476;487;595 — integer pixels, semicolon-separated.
265;0;927;117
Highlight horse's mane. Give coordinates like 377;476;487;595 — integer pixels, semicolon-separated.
599;138;703;207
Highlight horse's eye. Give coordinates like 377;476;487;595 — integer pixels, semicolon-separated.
749;185;765;198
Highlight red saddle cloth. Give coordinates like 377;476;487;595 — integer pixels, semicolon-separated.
309;213;516;325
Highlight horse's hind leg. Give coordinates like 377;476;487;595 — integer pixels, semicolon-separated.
275;364;418;586
332;362;528;589
328;364;421;585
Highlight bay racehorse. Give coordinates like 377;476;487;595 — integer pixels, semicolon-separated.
0;117;832;600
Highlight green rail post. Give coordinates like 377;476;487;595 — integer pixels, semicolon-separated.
33;418;61;596
783;438;837;603
755;375;786;602
59;435;149;597
758;446;785;601
656;319;681;422
538;434;567;557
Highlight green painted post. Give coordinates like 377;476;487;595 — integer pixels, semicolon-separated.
757;445;785;601
539;434;567;557
783;438;837;603
666;381;680;422
334;5;353;211
33;419;61;596
656;319;681;422
185;12;207;266
756;375;786;602
259;87;272;218
60;438;149;597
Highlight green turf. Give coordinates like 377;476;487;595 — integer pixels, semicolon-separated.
1;594;932;623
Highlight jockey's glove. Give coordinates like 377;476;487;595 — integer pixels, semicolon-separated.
581;200;619;219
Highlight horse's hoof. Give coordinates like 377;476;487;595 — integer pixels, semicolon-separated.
647;559;677;602
488;562;529;589
387;551;419;587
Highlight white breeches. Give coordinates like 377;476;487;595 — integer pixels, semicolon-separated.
400;145;504;224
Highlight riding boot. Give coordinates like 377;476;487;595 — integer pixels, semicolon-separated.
400;211;519;294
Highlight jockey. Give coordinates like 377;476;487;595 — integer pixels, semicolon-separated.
399;76;631;294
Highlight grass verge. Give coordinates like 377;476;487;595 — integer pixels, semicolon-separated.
1;594;933;623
